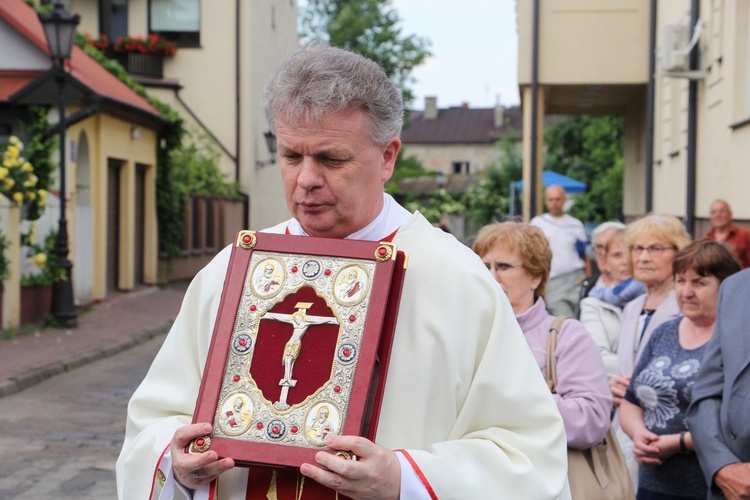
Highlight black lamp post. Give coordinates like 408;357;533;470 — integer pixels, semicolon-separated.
39;3;80;327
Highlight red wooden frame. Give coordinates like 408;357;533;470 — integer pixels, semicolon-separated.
191;231;407;468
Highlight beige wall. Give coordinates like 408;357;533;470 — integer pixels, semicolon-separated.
519;0;750;226
72;0;298;232
622;89;647;216
401;144;501;175
518;0;650;85
150;0;299;231
244;1;298;230
626;0;750;221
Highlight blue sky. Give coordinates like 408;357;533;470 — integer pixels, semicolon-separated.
391;0;521;110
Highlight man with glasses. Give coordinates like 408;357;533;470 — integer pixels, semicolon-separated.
703;199;750;268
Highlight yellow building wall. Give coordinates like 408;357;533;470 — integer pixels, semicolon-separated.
67;112;158;301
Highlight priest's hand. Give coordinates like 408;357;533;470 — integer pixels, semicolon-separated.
171;422;235;490
300;435;401;499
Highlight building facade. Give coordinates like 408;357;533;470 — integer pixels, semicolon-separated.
69;0;299;232
517;0;750;235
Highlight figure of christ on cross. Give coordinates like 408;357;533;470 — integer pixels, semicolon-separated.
262;302;340;410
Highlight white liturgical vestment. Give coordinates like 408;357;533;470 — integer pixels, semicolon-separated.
117;203;571;499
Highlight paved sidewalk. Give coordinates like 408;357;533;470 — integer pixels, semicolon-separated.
0;283;187;397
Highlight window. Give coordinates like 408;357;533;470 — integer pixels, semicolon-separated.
99;0;129;42
452;161;470;174
149;0;200;47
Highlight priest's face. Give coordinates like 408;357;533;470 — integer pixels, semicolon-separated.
275;109;400;239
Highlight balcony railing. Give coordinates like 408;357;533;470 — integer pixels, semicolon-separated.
110;52;164;79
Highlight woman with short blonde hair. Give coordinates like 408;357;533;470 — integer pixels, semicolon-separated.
612;213;691;487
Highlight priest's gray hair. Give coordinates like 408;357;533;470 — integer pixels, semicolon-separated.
263;41;404;146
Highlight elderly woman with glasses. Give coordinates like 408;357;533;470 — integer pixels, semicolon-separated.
580;226;632;378
619;240;741;499
610;214;691;487
473;222;612;452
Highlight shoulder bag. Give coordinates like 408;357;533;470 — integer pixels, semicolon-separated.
546;316;635;500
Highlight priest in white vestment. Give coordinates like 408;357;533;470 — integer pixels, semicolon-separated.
117;42;571;500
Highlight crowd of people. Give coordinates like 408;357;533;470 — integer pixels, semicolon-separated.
471;186;749;500
116;42;749;499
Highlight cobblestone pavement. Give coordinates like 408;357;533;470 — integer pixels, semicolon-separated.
0;333;166;499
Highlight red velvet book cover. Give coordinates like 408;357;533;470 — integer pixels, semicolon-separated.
190;231;407;469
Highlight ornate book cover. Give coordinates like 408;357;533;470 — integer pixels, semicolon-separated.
190;230;407;469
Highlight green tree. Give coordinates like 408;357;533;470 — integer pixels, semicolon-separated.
544;115;624;222
462;131;523;230
300;0;430;106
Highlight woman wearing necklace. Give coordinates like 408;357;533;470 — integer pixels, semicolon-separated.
619;240;740;499
610;214;691;487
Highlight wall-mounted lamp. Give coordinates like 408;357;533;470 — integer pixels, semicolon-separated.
130;126;140;140
255;130;277;168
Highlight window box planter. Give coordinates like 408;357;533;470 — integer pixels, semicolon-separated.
125;52;164;79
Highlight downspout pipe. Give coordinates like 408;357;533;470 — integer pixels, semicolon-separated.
235;0;241;184
685;0;699;237
236;0;248;229
645;0;657;213
530;0;540;218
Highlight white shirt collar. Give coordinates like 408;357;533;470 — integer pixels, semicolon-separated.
286;193;412;241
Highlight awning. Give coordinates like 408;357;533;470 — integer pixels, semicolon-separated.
513;170;588;194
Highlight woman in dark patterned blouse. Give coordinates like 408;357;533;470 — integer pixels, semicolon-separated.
619;240;741;499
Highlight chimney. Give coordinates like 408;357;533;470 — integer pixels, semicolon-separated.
494;103;505;128
424;96;438;119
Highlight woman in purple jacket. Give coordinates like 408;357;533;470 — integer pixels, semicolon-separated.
473;222;612;450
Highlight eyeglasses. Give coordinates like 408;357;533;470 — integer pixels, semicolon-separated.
484;261;524;273
629;244;676;257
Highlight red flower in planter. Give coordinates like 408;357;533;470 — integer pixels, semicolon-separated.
83;32;109;51
113;35;177;57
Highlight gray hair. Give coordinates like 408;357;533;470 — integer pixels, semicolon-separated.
592;220;626;241
262;41;404;146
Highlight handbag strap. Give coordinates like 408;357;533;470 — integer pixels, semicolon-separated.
545;316;571;394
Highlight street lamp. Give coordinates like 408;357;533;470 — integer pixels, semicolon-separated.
39;2;80;327
255;130;277;168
